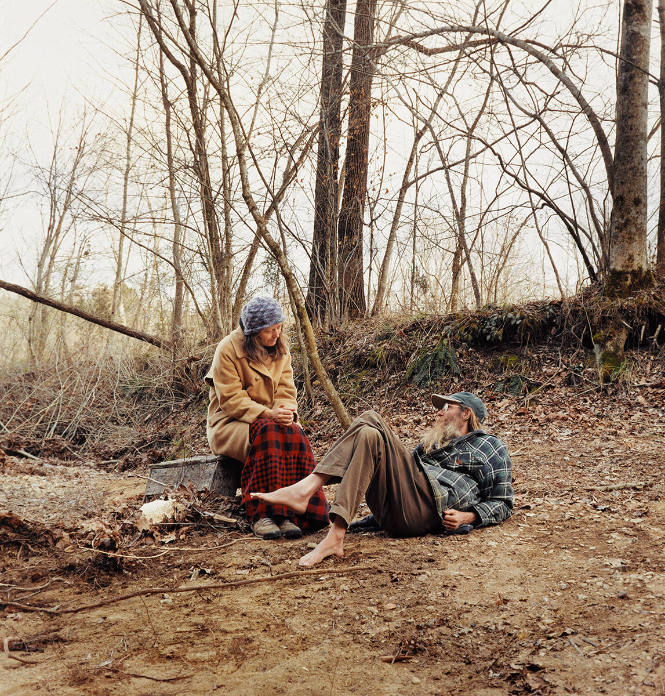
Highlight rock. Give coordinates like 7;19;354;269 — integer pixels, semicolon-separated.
137;498;184;529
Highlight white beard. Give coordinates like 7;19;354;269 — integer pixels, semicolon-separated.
421;421;462;453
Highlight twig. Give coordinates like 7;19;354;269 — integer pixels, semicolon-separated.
3;636;42;665
79;536;251;560
1;565;375;615
103;666;194;682
128;472;169;487
579;636;598;647
139;596;160;645
0;577;69;593
2;448;40;461
568;637;585;657
585;481;650;492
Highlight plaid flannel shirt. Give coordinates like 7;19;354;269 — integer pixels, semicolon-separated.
412;429;513;527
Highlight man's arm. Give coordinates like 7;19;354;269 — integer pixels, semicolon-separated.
442;508;478;530
470;439;514;526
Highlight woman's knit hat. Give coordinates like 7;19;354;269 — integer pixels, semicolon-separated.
239;296;285;335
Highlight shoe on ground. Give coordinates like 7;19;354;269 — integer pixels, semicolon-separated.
278;519;303;539
252;517;282;539
348;513;381;533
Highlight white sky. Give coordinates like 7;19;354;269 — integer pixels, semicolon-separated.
0;1;135;280
0;0;635;299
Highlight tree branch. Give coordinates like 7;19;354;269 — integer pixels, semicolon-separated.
0;280;171;351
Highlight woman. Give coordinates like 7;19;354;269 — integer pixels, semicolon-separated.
205;296;329;539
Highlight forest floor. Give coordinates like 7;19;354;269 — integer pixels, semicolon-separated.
1;345;665;696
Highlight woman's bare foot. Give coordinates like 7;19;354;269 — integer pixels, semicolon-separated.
250;473;326;515
298;520;346;567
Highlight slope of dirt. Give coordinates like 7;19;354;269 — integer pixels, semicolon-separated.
2;349;665;695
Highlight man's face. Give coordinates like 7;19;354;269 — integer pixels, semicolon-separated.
434;402;470;438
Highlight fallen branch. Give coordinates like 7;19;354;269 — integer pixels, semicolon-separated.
585;481;650;492
78;536;251;560
103;666;194;682
0;565;375;615
1;447;40;460
0;279;171;351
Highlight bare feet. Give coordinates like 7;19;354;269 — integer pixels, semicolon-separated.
250;473;326;515
298;520;346;567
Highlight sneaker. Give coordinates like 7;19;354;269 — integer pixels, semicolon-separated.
348;514;381;533
252;517;281;539
278;519;303;539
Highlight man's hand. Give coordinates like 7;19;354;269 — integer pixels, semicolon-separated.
442;509;477;530
267;405;295;426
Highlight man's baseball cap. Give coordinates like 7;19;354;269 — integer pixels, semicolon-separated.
431;391;487;423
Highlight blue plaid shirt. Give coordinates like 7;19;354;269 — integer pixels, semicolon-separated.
412;429;513;527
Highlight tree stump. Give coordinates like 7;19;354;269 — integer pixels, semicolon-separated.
144;455;243;499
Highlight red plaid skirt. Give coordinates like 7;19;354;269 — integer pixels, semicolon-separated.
241;418;329;531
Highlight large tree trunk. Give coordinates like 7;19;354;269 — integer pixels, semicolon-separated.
307;0;347;326
607;0;652;294
597;0;653;383
337;0;376;320
657;2;665;275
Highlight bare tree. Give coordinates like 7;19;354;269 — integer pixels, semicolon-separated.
607;0;652;291
656;1;665;275
337;0;378;320
307;0;347;325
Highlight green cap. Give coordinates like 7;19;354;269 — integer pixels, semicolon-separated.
431;391;487;423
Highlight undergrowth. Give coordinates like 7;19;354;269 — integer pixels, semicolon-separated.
1;282;663;463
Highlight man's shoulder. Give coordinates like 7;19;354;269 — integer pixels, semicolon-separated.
471;431;507;447
465;432;510;459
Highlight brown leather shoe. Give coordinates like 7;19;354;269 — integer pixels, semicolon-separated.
252;517;281;539
278;519;303;539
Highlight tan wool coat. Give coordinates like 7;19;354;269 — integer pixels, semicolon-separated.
205;328;298;462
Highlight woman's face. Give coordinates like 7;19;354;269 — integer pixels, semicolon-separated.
256;322;283;347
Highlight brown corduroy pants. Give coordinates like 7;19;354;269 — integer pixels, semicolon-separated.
314;411;441;536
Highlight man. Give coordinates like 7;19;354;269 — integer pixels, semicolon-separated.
251;391;513;566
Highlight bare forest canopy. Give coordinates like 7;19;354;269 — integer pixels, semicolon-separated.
0;0;664;401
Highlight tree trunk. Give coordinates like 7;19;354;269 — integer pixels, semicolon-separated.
658;2;665;275
112;16;142;323
596;0;653;383
337;0;377;320
607;0;653;294
307;0;347;325
158;43;185;360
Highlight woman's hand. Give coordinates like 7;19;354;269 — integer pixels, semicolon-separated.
265;405;295;426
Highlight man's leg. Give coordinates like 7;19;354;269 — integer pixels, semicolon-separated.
250;410;390;514
253;411;438;566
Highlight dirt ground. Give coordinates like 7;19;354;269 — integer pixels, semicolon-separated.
2;382;665;696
